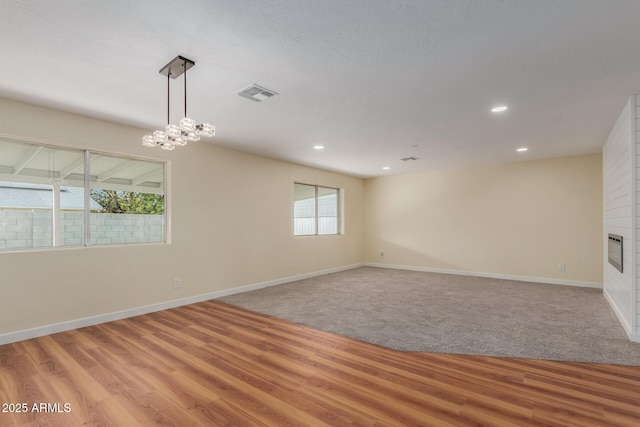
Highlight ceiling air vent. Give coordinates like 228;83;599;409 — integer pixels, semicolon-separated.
400;156;419;161
237;84;278;102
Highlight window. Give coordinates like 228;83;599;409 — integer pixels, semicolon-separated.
294;183;339;236
0;137;166;251
89;154;165;246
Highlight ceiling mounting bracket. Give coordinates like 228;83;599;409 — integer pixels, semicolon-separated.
159;55;195;79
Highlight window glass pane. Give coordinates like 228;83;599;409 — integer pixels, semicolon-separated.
0;138;84;250
89;155;164;245
294;183;316;236
318;186;338;235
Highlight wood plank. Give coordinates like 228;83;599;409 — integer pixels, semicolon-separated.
0;300;638;426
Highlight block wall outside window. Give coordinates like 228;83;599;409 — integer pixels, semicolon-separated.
88;153;165;246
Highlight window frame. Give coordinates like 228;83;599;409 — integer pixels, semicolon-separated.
293;182;341;237
0;137;169;252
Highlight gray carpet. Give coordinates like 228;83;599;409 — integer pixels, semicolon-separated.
218;266;640;366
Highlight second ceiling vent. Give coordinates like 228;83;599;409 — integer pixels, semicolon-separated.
237;84;278;102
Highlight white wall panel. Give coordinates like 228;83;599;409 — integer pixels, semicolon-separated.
635;94;640;335
603;96;634;333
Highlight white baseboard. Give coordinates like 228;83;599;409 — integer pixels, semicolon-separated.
0;263;363;345
364;262;603;289
602;288;636;341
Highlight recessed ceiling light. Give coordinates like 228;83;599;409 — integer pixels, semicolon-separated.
491;105;508;113
382;166;390;170
313;145;324;150
516;147;528;152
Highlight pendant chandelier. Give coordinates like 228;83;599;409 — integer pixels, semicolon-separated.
143;55;215;150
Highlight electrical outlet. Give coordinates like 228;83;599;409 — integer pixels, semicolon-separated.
558;263;566;272
173;278;181;289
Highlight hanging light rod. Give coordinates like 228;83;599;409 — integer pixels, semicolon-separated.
143;55;214;151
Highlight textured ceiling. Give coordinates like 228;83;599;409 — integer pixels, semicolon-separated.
1;0;639;177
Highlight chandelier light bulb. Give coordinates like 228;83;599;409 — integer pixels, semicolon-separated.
166;124;181;138
184;131;200;142
161;140;175;150
153;130;168;143
142;135;157;147
197;123;215;137
179;117;197;132
173;136;187;147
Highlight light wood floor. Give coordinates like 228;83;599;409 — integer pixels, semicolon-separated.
1;301;639;426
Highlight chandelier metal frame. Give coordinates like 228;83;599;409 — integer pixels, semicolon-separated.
143;55;214;150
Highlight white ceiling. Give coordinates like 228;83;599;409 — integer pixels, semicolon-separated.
1;0;639;178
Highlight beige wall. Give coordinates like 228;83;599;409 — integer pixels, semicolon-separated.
0;96;605;339
364;154;603;284
0;98;364;335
